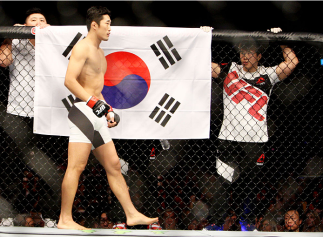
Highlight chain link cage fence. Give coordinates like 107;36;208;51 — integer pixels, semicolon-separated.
0;27;323;231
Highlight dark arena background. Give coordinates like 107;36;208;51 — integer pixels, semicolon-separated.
1;1;323;237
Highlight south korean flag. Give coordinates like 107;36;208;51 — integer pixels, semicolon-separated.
34;26;212;139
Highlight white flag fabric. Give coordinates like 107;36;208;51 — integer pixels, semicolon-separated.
34;26;211;139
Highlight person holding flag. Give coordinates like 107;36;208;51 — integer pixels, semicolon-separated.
57;6;158;230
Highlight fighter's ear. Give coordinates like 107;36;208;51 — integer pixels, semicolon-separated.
91;21;98;30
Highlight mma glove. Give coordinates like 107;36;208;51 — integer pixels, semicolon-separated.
107;106;120;126
87;96;120;126
86;96;110;118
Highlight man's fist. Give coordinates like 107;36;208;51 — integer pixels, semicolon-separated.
107;111;120;127
87;96;110;118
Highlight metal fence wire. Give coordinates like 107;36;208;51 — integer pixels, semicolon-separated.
0;28;323;231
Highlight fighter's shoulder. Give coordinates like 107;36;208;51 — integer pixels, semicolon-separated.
74;39;90;51
71;39;91;59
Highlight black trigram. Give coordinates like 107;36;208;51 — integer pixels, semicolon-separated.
62;32;84;60
150;36;182;70
149;93;180;127
62;94;75;111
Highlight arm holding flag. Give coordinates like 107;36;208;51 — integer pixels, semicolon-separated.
200;26;221;79
212;62;221;79
0;39;13;67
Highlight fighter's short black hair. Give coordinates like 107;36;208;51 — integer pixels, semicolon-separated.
86;6;111;32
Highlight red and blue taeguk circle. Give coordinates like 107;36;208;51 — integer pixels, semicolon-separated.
103;51;151;109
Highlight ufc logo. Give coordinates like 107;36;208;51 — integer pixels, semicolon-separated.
96;105;106;115
224;71;268;121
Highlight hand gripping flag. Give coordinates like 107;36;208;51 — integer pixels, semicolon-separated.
34;26;212;139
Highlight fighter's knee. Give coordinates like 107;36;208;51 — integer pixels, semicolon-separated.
67;163;87;173
105;158;122;174
112;159;122;171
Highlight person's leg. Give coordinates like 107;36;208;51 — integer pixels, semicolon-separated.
57;142;92;230
216;140;243;219
240;142;265;221
92;141;158;226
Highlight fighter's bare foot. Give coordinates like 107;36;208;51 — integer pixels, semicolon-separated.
127;213;158;226
57;220;90;230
